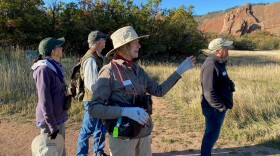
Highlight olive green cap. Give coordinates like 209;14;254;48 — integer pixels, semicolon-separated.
38;37;65;56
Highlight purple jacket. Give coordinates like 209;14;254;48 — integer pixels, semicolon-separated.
32;59;68;133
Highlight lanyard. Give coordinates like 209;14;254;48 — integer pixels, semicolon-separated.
111;60;139;95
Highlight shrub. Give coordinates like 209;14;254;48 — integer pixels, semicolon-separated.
258;38;280;50
233;38;256;50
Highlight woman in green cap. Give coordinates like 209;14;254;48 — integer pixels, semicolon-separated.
31;37;68;156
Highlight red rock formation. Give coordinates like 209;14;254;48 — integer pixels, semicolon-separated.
200;17;224;34
200;2;280;36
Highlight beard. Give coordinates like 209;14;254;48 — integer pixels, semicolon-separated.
221;57;228;63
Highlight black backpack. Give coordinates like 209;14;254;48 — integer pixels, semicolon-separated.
68;55;93;102
68;60;84;102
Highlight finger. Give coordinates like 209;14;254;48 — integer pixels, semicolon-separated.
144;116;150;124
135;115;144;125
139;112;148;122
192;58;196;64
135;112;145;125
139;111;149;122
137;119;145;125
186;56;192;61
143;118;149;125
192;59;196;64
192;56;196;61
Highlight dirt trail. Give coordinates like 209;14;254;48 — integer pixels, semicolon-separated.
1;97;280;156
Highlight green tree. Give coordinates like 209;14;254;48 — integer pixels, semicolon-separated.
0;0;208;60
0;0;48;47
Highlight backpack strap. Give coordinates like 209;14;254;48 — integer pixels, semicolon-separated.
80;51;95;67
79;51;96;81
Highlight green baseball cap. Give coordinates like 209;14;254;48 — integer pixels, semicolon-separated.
38;37;65;56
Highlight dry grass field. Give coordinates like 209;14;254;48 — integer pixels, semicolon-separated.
0;49;280;155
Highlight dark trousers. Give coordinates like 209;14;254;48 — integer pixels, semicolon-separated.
201;106;226;156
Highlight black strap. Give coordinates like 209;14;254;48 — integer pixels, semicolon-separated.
47;58;65;83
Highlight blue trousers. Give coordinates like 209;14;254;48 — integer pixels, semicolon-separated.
201;107;226;156
76;101;106;156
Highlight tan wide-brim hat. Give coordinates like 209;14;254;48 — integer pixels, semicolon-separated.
106;26;149;57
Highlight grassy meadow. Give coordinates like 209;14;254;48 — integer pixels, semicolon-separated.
0;48;280;149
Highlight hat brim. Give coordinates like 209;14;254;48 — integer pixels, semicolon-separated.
56;37;65;47
100;34;109;40
222;41;233;47
31;133;64;155
106;35;149;57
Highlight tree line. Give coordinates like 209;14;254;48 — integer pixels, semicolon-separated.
0;0;206;60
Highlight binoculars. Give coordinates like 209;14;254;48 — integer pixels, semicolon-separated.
134;95;153;115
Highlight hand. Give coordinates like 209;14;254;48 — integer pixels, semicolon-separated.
218;105;226;112
48;130;59;139
176;56;196;75
121;107;149;125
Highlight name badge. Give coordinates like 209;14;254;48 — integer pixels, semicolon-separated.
123;80;132;86
222;71;227;76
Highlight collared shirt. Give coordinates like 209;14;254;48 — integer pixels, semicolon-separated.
81;51;104;101
115;54;132;67
89;58;182;138
83;57;99;93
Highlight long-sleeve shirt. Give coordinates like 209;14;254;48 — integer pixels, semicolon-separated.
80;51;104;101
89;58;181;138
200;54;234;110
83;57;99;93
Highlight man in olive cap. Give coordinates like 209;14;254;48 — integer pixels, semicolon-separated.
31;37;68;156
76;31;108;156
200;38;235;156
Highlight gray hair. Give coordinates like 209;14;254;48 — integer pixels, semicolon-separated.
88;40;96;48
210;50;216;54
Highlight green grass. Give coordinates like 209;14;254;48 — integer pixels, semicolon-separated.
1;48;280;149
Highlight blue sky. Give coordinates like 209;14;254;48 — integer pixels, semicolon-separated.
61;0;280;15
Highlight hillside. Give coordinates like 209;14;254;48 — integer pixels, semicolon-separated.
196;2;280;36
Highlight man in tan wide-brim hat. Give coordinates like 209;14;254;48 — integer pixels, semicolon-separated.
88;26;196;156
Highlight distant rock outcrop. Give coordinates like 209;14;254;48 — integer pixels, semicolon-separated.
200;2;280;36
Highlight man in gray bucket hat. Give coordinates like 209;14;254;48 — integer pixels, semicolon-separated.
76;30;109;156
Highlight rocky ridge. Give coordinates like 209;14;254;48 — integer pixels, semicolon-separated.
199;2;280;36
